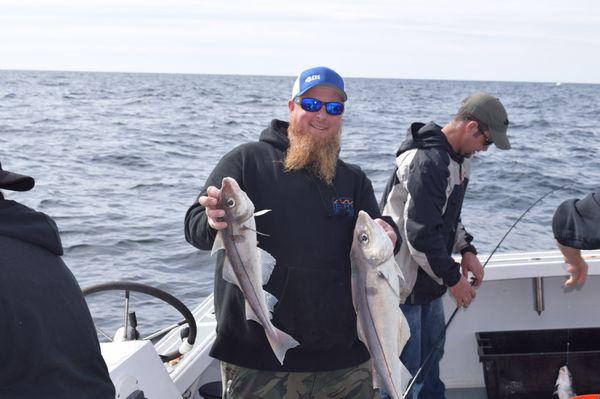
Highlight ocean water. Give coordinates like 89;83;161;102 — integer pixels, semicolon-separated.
1;70;598;335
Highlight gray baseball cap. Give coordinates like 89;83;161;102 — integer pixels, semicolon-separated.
459;92;510;150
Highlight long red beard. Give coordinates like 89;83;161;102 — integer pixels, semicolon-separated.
283;122;341;185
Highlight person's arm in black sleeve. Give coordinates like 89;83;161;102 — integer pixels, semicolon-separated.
553;192;600;250
552;191;600;287
184;147;244;251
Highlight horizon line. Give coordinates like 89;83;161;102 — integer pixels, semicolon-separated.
1;67;597;86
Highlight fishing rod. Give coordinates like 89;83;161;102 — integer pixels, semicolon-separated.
401;185;567;399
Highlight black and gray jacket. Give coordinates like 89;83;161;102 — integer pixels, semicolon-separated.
380;122;476;304
553;191;600;250
185;119;399;372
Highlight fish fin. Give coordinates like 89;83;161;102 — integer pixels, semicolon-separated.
552;387;560;399
243;292;276;324
356;318;368;346
372;365;384;390
398;308;411;352
264;327;300;365
350;274;367;345
377;260;403;299
232;223;247;237
373;360;411;399
242;224;270;237
254;209;271;217
245;300;260;324
211;230;225;256
396;261;406;287
264;289;278;316
259;248;277;285
397;362;412;397
222;255;241;287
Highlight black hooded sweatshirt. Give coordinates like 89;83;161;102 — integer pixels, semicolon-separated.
553;191;600;250
185;119;399;371
0;198;115;399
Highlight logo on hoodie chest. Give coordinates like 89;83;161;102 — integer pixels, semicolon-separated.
332;197;354;217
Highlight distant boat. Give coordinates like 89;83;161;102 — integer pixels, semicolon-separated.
556;82;562;86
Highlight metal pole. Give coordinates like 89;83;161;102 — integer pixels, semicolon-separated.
123;290;130;340
533;277;544;315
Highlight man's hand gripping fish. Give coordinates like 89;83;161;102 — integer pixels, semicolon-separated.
351;210;412;399
211;177;299;364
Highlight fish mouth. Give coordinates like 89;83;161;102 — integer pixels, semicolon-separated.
219;177;255;221
356;210;371;225
354;211;372;242
221;177;237;191
220;177;242;200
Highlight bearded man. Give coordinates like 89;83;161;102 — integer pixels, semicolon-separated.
185;66;399;399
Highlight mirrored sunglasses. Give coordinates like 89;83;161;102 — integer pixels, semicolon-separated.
294;97;345;116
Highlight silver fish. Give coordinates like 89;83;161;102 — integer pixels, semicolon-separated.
554;364;576;399
350;210;412;399
212;177;299;364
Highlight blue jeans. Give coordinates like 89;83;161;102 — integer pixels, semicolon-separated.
380;297;446;399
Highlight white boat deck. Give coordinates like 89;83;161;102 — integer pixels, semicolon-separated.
474;250;600;280
442;249;600;391
101;249;600;398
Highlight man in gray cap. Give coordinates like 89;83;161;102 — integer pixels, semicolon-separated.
379;93;510;399
0;160;115;398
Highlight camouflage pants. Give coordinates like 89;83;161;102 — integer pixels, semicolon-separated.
220;361;378;399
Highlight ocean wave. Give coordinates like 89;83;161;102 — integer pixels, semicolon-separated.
38;80;69;87
123;99;144;106
3;69;599;328
130;182;177;190
32;118;60;124
90;154;150;168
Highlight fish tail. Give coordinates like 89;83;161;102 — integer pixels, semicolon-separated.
398;361;412;397
265;328;300;365
376;357;411;399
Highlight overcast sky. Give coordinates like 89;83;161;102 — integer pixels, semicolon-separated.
1;0;599;83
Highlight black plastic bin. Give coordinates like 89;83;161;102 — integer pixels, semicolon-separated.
476;327;600;399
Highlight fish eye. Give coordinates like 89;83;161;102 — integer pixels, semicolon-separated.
359;233;369;243
226;198;236;208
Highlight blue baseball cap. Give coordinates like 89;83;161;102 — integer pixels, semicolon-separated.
291;66;347;102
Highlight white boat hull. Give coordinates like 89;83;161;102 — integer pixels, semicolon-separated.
100;249;600;398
